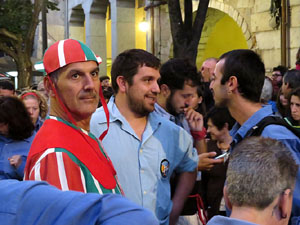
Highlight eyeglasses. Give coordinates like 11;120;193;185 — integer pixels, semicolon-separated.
272;73;282;77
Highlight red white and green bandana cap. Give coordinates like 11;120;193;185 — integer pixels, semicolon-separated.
40;39;102;74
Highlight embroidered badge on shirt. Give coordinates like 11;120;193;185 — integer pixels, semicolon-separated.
160;159;170;178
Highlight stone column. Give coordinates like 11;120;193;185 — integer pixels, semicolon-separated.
88;13;107;76
83;1;108;76
110;0;135;60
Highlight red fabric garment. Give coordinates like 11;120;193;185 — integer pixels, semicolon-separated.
25;119;117;189
296;64;300;70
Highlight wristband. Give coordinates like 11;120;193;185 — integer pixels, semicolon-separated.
191;127;207;141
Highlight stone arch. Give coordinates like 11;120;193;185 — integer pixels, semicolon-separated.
162;0;255;63
69;4;85;42
70;4;85;27
208;0;254;49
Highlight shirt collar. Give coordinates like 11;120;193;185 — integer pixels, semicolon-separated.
47;115;92;137
154;103;176;122
230;104;273;138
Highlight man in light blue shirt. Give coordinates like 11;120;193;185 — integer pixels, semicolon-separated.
210;49;300;220
90;49;198;225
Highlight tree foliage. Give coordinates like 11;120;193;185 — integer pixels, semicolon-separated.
168;0;209;65
0;0;58;88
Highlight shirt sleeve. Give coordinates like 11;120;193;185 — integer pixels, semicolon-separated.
26;149;86;192
175;129;198;173
15;155;27;179
0;180;159;225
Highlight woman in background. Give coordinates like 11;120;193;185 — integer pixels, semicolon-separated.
201;107;235;220
0;96;35;180
284;87;300;132
20;90;48;132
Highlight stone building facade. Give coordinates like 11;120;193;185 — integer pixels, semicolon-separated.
35;0;300;75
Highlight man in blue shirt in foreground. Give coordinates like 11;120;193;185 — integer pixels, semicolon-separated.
208;137;298;225
0;179;158;225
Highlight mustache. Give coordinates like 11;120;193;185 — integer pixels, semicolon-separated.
79;92;97;99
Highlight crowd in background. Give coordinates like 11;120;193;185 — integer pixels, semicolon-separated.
0;43;300;225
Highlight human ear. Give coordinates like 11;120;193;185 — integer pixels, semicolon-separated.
44;76;55;97
227;76;238;93
279;189;292;220
160;84;171;97
198;96;203;104
116;76;127;93
223;185;232;210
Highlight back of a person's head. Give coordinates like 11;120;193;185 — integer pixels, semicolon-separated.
273;65;288;76
220;49;265;103
0;80;15;91
227;136;298;210
159;58;201;90
205;106;235;130
283;69;300;89
111;49;160;93
0;96;34;140
260;77;273;103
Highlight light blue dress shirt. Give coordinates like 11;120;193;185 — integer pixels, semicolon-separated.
229;104;300;220
0;133;35;180
90;97;198;225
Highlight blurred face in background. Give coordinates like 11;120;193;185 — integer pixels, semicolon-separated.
23;97;40;125
207;118;226;141
290;95;300;122
0;123;8;136
166;81;197;116
0;88;14;97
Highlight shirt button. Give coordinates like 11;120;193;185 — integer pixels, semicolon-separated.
143;191;147;195
140;149;143;153
141;169;144;173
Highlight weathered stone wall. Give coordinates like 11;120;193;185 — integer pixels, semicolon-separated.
155;0;300;72
34;0;300;74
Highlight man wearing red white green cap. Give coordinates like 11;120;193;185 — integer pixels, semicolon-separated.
24;39;122;195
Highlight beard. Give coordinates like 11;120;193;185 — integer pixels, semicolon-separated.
166;91;179;116
127;88;153;117
214;97;229;108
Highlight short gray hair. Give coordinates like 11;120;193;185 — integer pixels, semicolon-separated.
227;136;298;209
48;69;60;83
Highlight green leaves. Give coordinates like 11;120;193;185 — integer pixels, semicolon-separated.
0;0;34;36
0;0;59;37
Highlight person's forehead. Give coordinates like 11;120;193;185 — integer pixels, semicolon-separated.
291;95;300;102
0;88;14;95
202;60;216;68
215;59;225;72
177;81;197;93
136;65;160;77
60;61;99;74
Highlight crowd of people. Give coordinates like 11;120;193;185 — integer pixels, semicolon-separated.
0;39;299;225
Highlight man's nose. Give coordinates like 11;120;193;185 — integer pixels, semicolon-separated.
152;82;160;93
84;74;96;90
